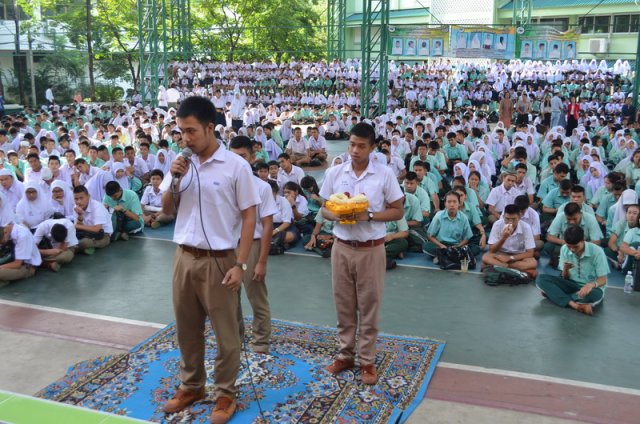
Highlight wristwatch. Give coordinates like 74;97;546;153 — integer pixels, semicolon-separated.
368;211;374;222
509;255;515;262
234;262;247;271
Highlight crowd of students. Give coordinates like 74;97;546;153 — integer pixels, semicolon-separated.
0;57;637;316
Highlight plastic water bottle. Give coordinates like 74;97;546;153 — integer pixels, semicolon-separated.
624;272;633;294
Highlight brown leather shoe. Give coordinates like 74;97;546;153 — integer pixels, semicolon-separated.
162;388;205;414
210;395;236;424
576;303;593;316
361;364;379;385
326;358;354;375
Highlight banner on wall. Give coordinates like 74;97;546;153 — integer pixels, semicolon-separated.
450;26;516;60
517;26;579;60
388;25;450;58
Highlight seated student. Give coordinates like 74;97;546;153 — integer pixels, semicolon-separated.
423;191;475;261
426;140;448;177
513;163;535;204
141;169;174;229
501;147;538;185
253;141;269;165
384;214;409;270
283;181;311;236
381;147;406;182
538;153;561;183
403;172;431;222
124;145;150;183
268;180;297;248
596;180;625;228
609;204;640;270
0;169;24;212
302;210;334;255
556;185;595;216
50;180;75;222
544;202;603;267
483;204;537;278
453;186;486;251
71;158;98;187
513;195;543;251
103;181;144;241
541;179;573;224
277;153;305;192
33;218;77;272
444;132;468;173
0;223;42;287
604;187;636;237
467;170;490;209
307;127;327;164
285;127;311;166
300;175;323;216
591;171;622;211
267;160;279;183
537;162;569;202
412;160;439;210
16;182;53;231
255;162;270;182
486;171;518;224
48;156;72;186
536;225;608;316
73;185;112;254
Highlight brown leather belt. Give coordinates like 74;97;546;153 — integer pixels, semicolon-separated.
179;244;232;258
336;237;385;248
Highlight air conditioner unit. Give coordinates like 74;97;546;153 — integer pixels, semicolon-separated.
588;38;608;53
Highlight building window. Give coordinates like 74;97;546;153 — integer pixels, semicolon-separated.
578;15;611;34
538;18;569;32
614;14;640;33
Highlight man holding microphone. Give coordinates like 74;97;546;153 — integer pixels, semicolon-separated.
161;96;259;424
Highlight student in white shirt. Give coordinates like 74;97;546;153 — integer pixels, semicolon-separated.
33;218;78;271
73;185;112;254
0;223;41;287
141;169;173;229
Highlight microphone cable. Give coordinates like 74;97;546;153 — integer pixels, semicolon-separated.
176;151;268;422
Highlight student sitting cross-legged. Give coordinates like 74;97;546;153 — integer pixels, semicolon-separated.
423;191;476;263
73;185;113;255
0;223;41;288
141;169;174;229
33;218;77;272
536;225;609;316
482;204;538;278
103;181;144;241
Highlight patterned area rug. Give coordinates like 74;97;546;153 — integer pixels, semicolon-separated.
37;319;445;424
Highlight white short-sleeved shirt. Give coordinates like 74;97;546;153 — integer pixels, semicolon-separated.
141;185;164;209
514;178;535;196
273;195;293;224
34;218;78;248
254;176;277;239
320;159;404;242
488;219;536;254
11;224;42;266
386;156;406;178
160;145;260;250
276;165;305;191
286;138;309;155
486;184;519;213
75;199;114;235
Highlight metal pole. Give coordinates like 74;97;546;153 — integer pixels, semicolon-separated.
633;29;640;110
27;29;36;106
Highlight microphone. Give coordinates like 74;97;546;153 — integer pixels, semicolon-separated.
172;148;193;185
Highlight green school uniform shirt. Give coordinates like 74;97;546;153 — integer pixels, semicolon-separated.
559;242;609;290
103;189;144;226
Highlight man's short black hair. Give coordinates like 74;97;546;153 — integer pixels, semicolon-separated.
278;152;290;161
559;179;573;191
112;147;123;154
564;225;585;245
571;185;585;194
105;181;122;197
504;204;520;215
27;153;39;161
515;163;527;171
405;171;418;182
554;163;570;174
48;155;60;164
149;169;164;179
73;185;89;195
176;96;216;127
50;223;68;243
350;122;376;145
514;194;530;211
564;202;581;217
255;162;269;171
229;135;253;152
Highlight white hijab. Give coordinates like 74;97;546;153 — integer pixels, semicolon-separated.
85;169;114;203
16;181;52;229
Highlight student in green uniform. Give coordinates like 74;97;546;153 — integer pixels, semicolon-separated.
423;191;475;261
607;204;639;270
536;225;609;316
103;181;144;241
384;215;409;270
544;202;603;268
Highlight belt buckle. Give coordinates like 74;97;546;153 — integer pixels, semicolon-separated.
349;240;359;248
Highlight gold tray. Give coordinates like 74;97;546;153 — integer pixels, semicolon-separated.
325;200;369;224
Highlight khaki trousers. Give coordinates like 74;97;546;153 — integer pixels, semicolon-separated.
43;249;74;265
331;241;386;365
0;265;36;282
238;240;271;353
78;234;111;250
172;246;240;399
